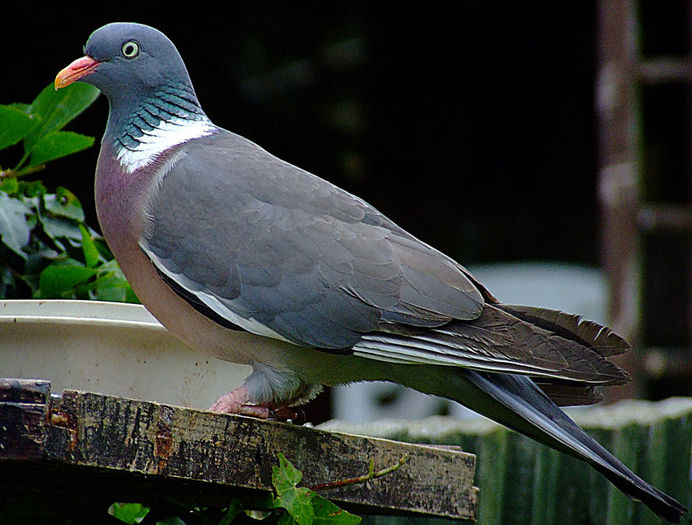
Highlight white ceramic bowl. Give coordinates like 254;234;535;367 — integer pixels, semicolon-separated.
0;299;250;409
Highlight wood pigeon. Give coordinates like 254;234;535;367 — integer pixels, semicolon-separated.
55;23;686;522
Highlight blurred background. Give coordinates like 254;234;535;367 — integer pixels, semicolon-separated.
2;1;690;422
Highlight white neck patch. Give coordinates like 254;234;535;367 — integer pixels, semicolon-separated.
116;117;216;174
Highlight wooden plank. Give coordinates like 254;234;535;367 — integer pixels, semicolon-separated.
639;204;692;233
0;379;477;521
636;57;692;84
0;378;51;460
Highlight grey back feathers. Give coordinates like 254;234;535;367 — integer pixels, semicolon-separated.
140;129;629;393
141;130;484;349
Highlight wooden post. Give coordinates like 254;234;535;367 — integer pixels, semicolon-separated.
596;0;642;400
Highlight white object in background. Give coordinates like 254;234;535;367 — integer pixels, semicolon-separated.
0;299;251;409
469;262;607;324
332;262;608;422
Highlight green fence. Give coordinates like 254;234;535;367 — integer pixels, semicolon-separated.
321;398;692;525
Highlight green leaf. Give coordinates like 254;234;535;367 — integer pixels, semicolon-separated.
90;259;139;303
23;82;99;153
277;514;300;525
44;186;85;221
40;214;83;242
0;192;32;258
76;272;114;298
36;264;97;298
273;454;314;525
0;176;19;194
79;224;100;267
0;265;18;297
27;130;94;167
0;83;107;302
108;502;151;524
93;278;129;302
218;499;244;525
311;495;360;525
8;102;32;114
274;454;305;491
280;487;314;525
0;105;38;149
272;454;360;525
17;179;47;197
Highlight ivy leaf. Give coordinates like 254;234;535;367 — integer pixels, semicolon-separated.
44;186;85;222
107;502;150;524
40;215;83;243
92;259;139;303
27;130;94;167
272;454;360;525
0;105;38;149
36;263;97;298
311;495;361;525
274;454;305;491
0;192;32;258
273;454;315;525
23;82;100;154
79;225;100;268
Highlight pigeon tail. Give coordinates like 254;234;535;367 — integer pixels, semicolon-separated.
496;304;630;357
426;369;688;523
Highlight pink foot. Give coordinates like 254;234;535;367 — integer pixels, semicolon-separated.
208;384;251;413
208;384;298;420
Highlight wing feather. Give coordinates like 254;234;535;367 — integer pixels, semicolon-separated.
354;305;629;385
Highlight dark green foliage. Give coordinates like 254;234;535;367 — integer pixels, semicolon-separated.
0;83;137;302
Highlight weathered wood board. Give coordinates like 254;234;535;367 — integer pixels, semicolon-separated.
0;378;477;521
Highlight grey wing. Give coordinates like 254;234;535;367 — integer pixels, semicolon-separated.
140;131;630;387
140;130;485;351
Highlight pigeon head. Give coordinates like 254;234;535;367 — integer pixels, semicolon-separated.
56;23;211;171
57;23;194;104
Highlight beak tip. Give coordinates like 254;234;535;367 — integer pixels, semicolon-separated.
55;56;99;90
54;76;68;90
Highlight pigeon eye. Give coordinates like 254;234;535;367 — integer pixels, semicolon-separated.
121;41;140;58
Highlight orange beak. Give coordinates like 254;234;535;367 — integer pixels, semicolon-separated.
55;56;101;89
